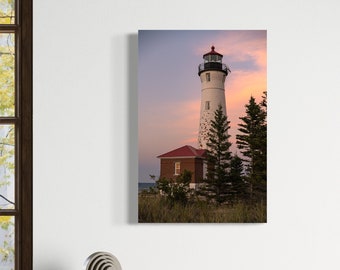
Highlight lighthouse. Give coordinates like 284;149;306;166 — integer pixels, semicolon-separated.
197;46;230;149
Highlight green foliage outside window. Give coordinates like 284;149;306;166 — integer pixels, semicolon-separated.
0;31;15;268
0;216;14;269
0;0;15;24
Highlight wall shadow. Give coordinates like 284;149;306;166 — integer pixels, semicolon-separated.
126;33;138;223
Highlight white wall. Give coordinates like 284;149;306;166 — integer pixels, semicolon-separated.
34;0;340;269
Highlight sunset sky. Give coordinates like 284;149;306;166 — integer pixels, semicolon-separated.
138;30;267;183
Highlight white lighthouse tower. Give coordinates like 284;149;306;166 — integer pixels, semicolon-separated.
197;46;231;149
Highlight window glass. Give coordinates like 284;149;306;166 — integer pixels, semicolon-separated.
175;162;180;175
0;124;15;209
0;33;15;117
0;215;15;269
206;73;210;81
0;0;15;24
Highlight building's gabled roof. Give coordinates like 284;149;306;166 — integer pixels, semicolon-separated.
157;145;206;159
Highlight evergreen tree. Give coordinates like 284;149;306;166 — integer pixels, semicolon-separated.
260;91;267;112
259;91;267;194
236;94;267;201
200;105;232;204
229;154;247;202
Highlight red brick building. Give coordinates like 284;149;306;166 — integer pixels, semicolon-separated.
157;145;206;189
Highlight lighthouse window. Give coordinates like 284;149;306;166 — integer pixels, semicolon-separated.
205;101;210;110
206;73;210;81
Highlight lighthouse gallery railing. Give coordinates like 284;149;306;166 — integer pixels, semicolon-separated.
198;62;231;75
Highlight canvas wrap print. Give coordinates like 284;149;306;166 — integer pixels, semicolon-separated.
138;30;267;223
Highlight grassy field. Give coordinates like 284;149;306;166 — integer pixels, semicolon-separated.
138;194;266;223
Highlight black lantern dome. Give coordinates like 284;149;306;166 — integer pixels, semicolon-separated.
198;46;230;76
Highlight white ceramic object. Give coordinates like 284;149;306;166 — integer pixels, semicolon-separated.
84;252;122;270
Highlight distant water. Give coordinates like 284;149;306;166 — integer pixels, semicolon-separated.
138;182;156;192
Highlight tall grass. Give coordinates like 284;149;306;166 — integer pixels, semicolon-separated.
138;195;266;223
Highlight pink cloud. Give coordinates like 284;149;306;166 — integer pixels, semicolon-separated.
139;98;201;161
195;31;266;72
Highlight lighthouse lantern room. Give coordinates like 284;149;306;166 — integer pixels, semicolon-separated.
198;46;231;149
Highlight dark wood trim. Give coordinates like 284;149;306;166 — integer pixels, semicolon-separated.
0;25;16;31
0;117;19;124
18;0;33;269
0;209;17;215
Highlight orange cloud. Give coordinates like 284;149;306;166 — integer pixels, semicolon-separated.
139;98;201;159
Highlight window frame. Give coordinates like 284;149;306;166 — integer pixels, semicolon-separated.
0;1;33;270
174;162;180;176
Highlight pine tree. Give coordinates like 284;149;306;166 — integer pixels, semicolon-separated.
229;154;247;202
200;105;232;204
236;94;267;201
259;91;267;194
